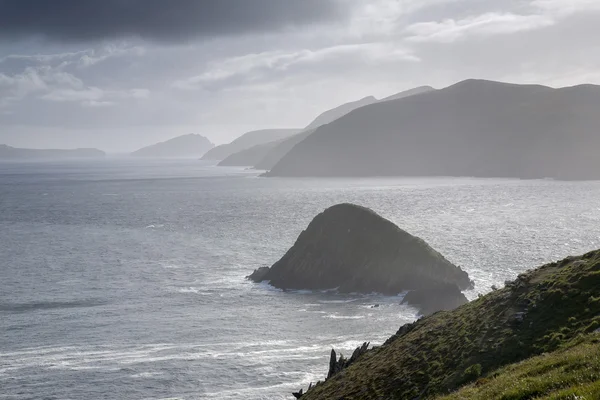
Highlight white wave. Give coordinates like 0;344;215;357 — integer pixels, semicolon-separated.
131;371;164;379
318;298;361;304
323;314;365;320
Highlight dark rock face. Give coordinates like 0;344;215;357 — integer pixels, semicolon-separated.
249;203;471;314
327;342;370;379
293;342;370;398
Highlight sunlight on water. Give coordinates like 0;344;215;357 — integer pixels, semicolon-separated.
1;160;600;399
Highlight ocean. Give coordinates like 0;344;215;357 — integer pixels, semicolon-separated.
1;159;599;400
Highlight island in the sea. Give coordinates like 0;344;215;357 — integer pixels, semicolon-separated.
0;144;105;160
249;203;472;315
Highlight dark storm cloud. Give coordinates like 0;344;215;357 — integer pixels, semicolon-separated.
0;0;345;42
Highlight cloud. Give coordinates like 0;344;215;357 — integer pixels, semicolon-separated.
0;63;149;108
532;0;600;15
0;43;146;69
405;12;555;43
41;86;149;104
0;0;346;42
173;42;418;90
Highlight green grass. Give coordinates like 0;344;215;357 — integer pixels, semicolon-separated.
436;335;600;400
301;249;600;400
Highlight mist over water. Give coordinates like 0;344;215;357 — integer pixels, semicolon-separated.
1;159;599;399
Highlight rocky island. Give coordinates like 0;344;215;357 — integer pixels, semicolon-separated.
249;203;472;315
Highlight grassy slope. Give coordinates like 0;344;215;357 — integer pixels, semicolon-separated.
302;249;600;400
436;335;600;400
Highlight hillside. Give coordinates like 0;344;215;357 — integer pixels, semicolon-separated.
435;335;600;400
252;129;314;170
0;144;105;160
217;141;278;167
200;129;300;161
298;248;600;399
254;86;437;171
131;134;214;158
266;79;600;180
379;85;435;102
221;96;377;170
305;96;378;130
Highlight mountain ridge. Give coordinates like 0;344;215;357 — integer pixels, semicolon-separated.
131;133;214;158
266;79;600;180
200;129;300;161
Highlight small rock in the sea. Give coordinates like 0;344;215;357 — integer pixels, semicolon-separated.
371;304;380;308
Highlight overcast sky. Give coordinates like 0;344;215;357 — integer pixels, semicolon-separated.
1;0;599;152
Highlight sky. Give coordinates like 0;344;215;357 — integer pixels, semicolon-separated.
1;0;600;152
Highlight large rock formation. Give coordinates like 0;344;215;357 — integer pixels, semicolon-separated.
249;204;471;313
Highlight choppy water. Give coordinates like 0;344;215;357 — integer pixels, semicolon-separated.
1;159;600;400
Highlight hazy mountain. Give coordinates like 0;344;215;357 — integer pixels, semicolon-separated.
131;134;214;158
379;85;435;102
200;129;300;161
305;96;377;130
217;141;278;167
252;87;436;171
0;144;105;160
266;79;600;180
253;129;315;170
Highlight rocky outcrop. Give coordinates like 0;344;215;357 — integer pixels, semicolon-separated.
292;342;370;398
402;281;469;316
248;203;472;314
327;342;370;379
